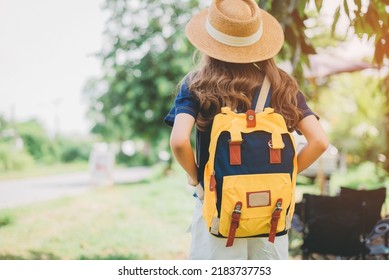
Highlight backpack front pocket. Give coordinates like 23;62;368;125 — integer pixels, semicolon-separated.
218;173;292;237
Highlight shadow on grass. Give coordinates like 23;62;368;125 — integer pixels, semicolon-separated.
79;253;144;260
0;250;61;260
0;252;145;260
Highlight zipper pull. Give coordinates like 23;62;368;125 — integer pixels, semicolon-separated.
274;199;283;212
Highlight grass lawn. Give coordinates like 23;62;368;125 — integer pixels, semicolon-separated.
0;164;317;260
0;167;194;260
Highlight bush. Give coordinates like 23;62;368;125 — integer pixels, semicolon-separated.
330;161;389;190
16;120;49;162
0;143;35;172
0;214;13;227
59;139;92;163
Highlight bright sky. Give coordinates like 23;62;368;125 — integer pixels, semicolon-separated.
0;0;106;136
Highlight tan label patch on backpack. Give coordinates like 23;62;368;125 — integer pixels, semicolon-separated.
246;191;271;207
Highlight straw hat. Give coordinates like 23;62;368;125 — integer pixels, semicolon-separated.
185;0;284;63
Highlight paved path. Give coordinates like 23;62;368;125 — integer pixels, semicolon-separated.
0;167;152;209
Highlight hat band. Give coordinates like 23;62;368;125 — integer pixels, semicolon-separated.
206;19;263;47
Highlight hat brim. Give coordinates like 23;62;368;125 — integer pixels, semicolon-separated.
185;8;284;63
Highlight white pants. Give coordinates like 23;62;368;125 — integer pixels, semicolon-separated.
189;198;289;260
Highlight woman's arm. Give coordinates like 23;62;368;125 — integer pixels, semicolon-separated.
296;115;329;173
169;113;198;185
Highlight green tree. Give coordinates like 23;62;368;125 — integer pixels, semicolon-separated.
258;0;389;71
261;0;389;172
319;73;386;163
345;0;389;67
84;0;203;164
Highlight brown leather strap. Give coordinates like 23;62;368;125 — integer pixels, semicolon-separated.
269;140;282;164
268;198;283;243
246;109;256;128
226;202;242;247
209;173;218;204
229;141;242;165
210;173;216;192
270;148;282;164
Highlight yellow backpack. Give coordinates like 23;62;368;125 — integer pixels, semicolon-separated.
202;76;298;247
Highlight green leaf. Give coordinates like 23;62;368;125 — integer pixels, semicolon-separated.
331;7;341;35
297;0;307;17
315;0;323;11
365;4;381;34
353;15;364;36
343;0;350;19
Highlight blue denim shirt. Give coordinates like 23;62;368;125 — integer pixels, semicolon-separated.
164;79;317;184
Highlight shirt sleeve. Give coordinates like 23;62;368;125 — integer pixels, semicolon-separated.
295;91;319;135
164;79;199;127
297;91;319;121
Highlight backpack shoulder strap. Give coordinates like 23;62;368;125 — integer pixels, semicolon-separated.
253;75;271;113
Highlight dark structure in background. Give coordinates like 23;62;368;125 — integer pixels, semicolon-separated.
294;187;389;259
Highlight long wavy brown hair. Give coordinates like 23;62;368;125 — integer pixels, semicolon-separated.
186;54;302;132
